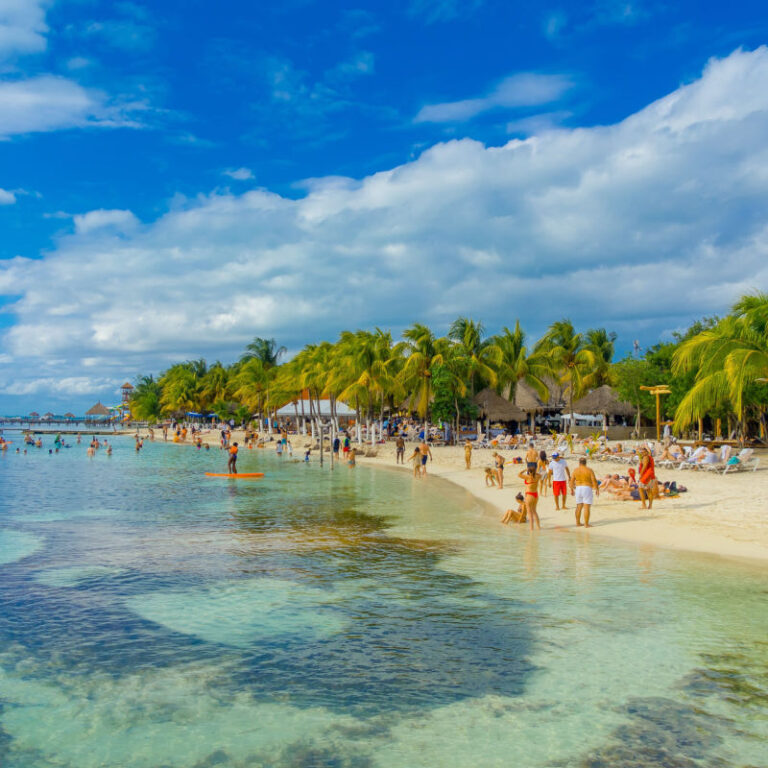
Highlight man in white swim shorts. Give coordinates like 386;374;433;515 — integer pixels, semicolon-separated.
569;457;600;528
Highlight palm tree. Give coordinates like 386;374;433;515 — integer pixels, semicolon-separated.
448;317;501;395
537;319;598;431
241;337;287;367
585;328;617;387
398;323;447;436
232;358;271;426
158;362;205;415
129;375;163;421
200;362;231;409
492;321;551;402
673;293;768;437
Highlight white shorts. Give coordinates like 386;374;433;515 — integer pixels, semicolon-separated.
574;486;594;505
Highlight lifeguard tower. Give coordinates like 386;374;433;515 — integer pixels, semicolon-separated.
121;382;134;404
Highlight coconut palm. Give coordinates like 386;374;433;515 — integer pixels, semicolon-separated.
129;375;163;421
673;293;768;435
585;328;617;387
537;319;598;430
241;337;287;367
158;362;204;415
492;321;551;402
398;323;448;434
448;317;501;394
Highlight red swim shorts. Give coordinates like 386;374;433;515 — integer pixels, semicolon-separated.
553;480;567;496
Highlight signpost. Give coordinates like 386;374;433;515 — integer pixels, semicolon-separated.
640;385;671;441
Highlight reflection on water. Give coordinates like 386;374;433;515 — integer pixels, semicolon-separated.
0;439;766;767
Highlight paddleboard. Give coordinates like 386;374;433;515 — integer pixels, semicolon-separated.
205;472;265;478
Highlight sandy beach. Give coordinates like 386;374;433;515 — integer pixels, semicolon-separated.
163;430;768;565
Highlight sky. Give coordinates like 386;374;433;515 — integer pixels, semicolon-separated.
1;0;768;414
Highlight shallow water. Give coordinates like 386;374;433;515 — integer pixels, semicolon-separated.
1;436;766;767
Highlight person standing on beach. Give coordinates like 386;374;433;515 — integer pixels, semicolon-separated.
525;442;538;473
276;440;283;458
333;435;341;460
548;452;570;510
518;465;541;530
395;435;405;464
492;451;505;489
228;442;239;474
569;458;599;528
464;440;472;469
637;448;656;509
419;439;432;476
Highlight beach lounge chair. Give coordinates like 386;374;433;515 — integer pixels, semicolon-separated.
722;448;759;474
702;445;731;473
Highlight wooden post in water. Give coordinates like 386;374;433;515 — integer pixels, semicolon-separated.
319;424;324;466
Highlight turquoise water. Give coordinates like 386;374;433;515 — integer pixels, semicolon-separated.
0;437;766;767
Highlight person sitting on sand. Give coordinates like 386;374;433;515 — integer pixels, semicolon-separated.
569;458;599;527
518;465;541;531
502;493;527;524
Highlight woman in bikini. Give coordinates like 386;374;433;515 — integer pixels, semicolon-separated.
537;450;549;497
518;465;541;530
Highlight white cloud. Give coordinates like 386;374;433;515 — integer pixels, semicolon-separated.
73;209;139;235
223;167;254;181
415;73;573;123
0;0;48;60
0;376;119;396
0;75;144;138
0;187;15;204
2;48;768;394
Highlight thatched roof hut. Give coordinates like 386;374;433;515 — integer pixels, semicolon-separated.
513;381;546;412
85;401;111;417
28;411;40;420
473;388;528;422
571;385;634;417
64;412;76;419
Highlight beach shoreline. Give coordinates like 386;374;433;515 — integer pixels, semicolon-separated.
157;430;768;566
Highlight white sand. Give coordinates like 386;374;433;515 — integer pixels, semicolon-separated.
162;431;768;564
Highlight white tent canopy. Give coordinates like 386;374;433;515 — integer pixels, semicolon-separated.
274;399;356;418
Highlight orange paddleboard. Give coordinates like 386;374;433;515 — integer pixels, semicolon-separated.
205;472;265;478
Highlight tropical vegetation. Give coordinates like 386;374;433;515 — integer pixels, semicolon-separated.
129;293;768;443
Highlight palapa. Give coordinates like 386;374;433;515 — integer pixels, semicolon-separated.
473;388;528;422
85;401;111;417
571;385;634;417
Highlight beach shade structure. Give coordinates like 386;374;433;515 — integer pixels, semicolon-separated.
571;385;635;427
28;411;40;420
473;388;528;423
42;412;55;421
85;401;111;419
63;412;76;420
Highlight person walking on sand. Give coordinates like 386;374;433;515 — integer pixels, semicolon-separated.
410;448;423;478
228;442;239;474
464;440;473;469
569;457;599;528
418;439;432;476
518;465;541;530
637;447;657;509
396;435;405;464
548;451;571;511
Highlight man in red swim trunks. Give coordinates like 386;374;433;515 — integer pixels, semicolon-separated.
547;451;571;510
228;442;239;474
638;447;656;509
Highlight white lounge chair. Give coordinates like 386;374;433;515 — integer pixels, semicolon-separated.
722;448;759;474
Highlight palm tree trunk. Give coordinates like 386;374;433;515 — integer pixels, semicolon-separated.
355;396;362;444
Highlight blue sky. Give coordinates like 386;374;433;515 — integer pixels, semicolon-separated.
1;0;768;413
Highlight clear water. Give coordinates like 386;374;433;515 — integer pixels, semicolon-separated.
1;437;766;768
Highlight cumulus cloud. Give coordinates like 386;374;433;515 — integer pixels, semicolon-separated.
0;376;120;396
415;73;573;123
223;167;254;181
0;0;48;60
0;187;15;204
2;48;768;397
0;75;144;138
73;209;139;235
